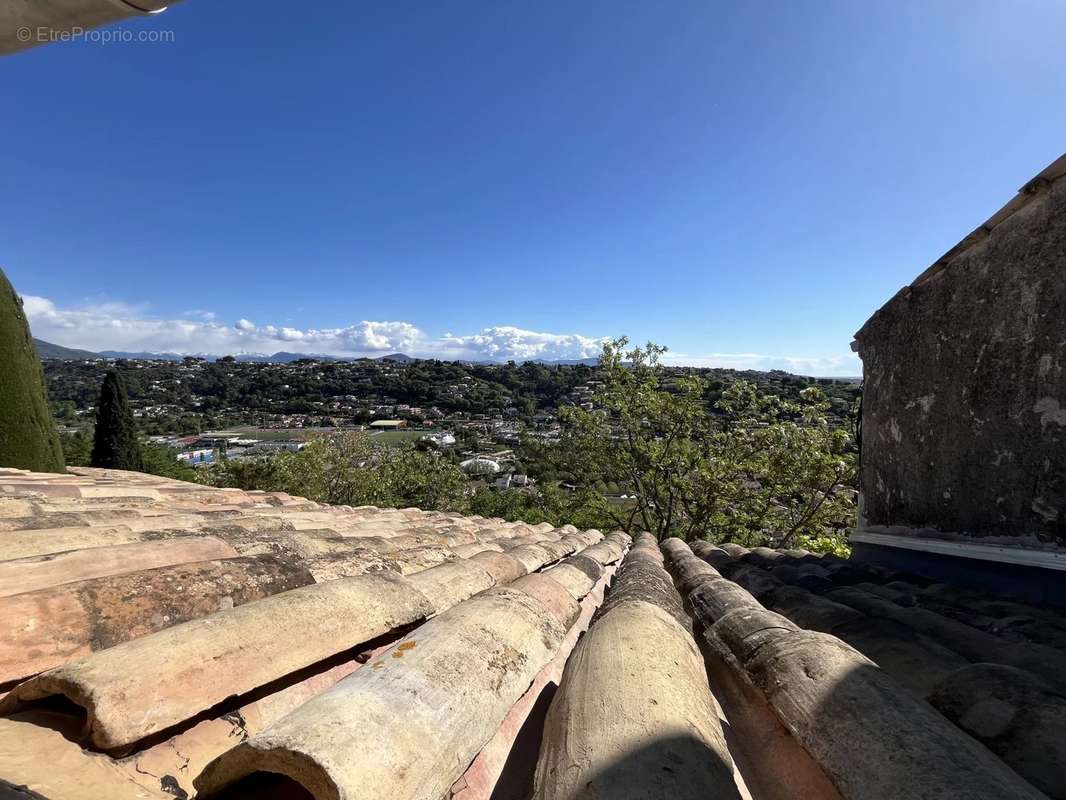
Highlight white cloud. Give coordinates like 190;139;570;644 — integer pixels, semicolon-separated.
662;351;861;377
22;296;604;362
436;326;610;362
20;294;860;375
23;296;421;357
231;318;422;352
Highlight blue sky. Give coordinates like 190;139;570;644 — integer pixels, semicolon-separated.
3;1;1065;374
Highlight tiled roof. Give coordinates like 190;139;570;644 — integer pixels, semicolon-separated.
676;539;1066;800
0;467;1062;799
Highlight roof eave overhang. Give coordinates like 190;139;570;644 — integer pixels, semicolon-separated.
853;151;1066;349
1;0;175;56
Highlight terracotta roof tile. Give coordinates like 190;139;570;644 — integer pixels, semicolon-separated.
534;533;742;800
0;537;238;598
192;537;628;799
0;554;312;685
664;538;1063;800
1;467;1062;799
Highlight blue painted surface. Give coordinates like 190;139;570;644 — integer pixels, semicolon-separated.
852;542;1066;609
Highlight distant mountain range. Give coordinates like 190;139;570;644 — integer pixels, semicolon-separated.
32;339;101;359
535;357;599;366
98;349;184;360
31;339;858;379
32;339;402;363
31;340;597;366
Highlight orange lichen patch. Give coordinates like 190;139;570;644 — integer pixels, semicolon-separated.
392;641;418;659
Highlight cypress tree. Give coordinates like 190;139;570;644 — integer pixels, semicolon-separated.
91;371;145;471
0;267;65;472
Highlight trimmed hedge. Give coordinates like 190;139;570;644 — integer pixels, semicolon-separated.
0;268;65;472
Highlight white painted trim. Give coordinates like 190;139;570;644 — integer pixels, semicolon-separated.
850;531;1066;572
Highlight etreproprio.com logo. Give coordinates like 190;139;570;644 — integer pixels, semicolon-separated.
16;26;175;44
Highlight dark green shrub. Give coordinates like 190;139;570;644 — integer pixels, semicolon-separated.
0;268;64;472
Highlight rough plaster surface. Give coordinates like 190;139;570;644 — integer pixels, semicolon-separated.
854;178;1066;542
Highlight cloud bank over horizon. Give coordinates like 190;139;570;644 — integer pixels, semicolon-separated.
22;294;860;376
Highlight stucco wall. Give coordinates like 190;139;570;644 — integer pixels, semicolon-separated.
854;177;1066;544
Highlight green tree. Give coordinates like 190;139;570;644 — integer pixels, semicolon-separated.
60;430;93;467
90;371;145;471
468;483;614;530
0;267;65;472
209;432;469;511
142;443;199;482
205;456;286;493
560;338;855;547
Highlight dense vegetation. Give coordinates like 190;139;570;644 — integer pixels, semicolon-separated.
42;355;859;434
557;339;856;548
207;433;469;511
0;268;64;472
202;340;858;549
39;338;860;550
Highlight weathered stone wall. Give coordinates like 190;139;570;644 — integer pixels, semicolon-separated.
854;175;1066;543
